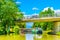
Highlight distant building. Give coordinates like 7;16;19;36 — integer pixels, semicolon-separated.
54;10;60;17
23;14;39;19
31;14;39;18
23;15;31;19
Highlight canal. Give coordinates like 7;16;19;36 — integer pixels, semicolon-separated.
0;34;60;40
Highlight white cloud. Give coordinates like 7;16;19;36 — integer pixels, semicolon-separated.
43;7;49;11
16;2;21;4
50;7;54;10
43;7;54;12
24;15;27;17
32;7;39;10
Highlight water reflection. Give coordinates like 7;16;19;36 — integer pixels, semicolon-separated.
0;34;60;40
26;34;34;40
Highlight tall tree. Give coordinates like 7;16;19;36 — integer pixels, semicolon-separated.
0;0;23;34
32;8;54;30
39;8;54;17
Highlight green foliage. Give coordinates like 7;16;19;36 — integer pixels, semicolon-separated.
32;8;54;30
39;8;54;17
19;23;26;28
0;0;23;34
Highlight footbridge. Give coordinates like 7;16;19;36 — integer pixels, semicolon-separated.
21;17;60;22
16;17;60;33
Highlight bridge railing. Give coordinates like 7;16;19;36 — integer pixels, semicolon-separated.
22;16;60;20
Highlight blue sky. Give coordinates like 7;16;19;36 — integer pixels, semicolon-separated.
26;22;33;28
16;0;60;15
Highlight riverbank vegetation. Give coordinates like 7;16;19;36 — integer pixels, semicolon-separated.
0;0;25;35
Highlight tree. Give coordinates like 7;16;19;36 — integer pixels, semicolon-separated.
32;7;54;30
0;0;23;34
39;8;54;17
39;8;54;30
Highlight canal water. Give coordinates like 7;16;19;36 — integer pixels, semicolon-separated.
26;34;34;40
26;22;34;40
0;34;60;40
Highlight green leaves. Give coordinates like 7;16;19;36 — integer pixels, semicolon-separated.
0;0;19;25
0;0;24;34
39;8;54;17
33;8;54;30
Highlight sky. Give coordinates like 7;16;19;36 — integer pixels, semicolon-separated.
26;22;33;28
16;0;60;15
